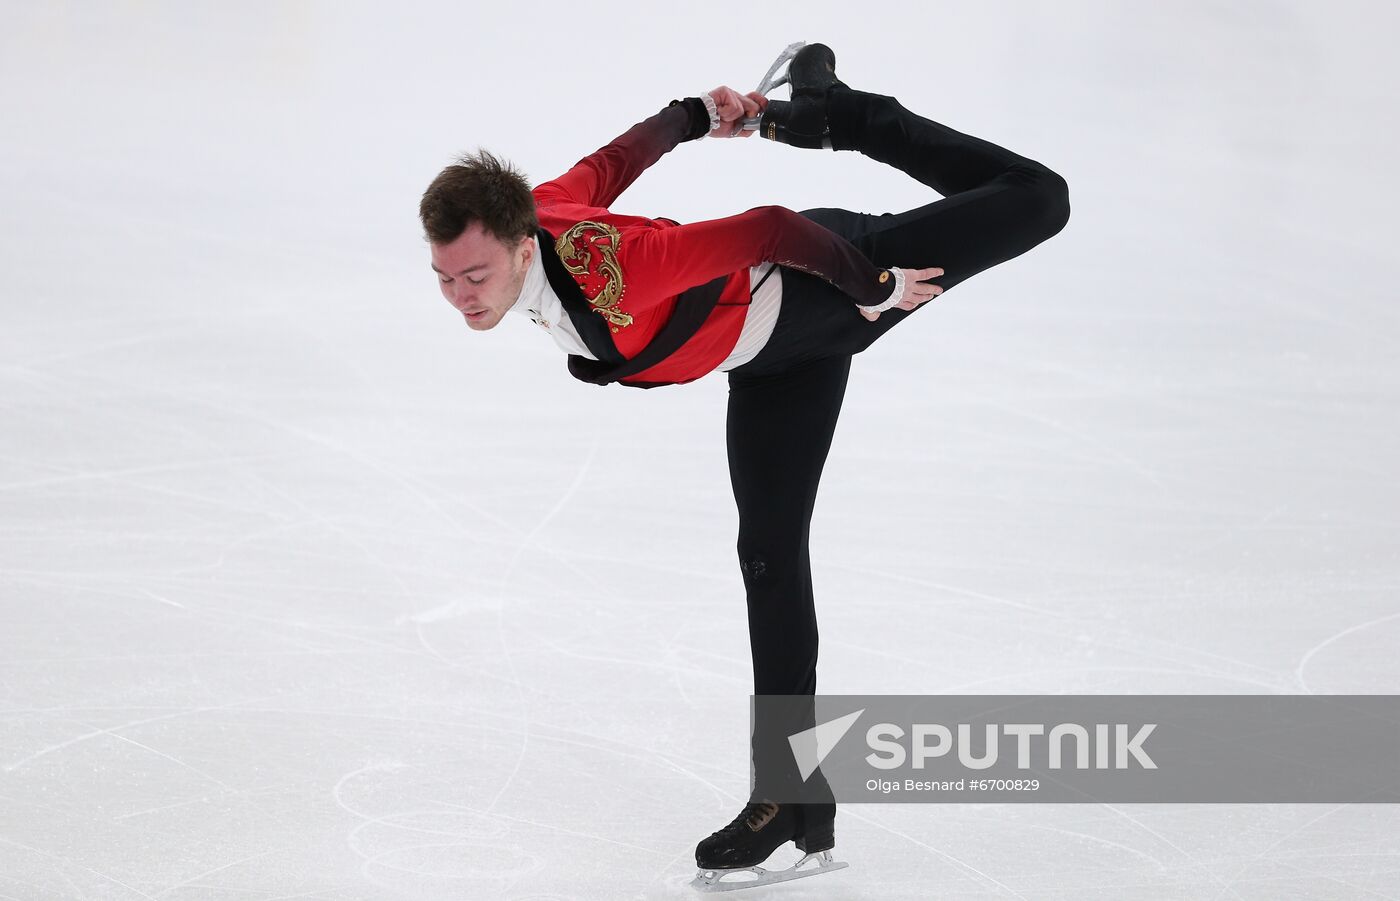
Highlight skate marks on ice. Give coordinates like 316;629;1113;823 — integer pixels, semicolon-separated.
327;715;745;898
397;429;606;628
332;761;546;891
1294;609;1400;694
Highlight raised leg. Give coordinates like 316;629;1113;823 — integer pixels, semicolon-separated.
726;91;1070;371
822;89;1071;349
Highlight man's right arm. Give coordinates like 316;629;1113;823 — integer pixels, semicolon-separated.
534;99;711;210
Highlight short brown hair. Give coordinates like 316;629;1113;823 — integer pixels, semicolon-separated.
419;148;538;245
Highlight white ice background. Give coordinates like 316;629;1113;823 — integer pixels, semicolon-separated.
2;2;1398;899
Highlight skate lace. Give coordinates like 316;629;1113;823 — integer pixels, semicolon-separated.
719;800;781;834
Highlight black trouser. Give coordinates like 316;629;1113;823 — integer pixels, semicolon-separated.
725;90;1069;793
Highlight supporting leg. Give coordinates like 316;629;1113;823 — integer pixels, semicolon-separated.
726;354;852;700
724;354;850;850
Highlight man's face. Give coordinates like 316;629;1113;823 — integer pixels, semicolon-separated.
431;222;534;331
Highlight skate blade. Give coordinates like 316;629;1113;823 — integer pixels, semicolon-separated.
754;40;807;97
690;849;849;893
744;40;808;132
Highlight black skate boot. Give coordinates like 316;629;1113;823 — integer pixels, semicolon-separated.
691;799;849;892
757;42;850;149
694;800;797;871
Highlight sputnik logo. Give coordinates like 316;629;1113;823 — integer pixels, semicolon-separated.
787;709;865;781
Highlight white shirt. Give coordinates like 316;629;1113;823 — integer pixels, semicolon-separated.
510;238;782;372
719;262;782;372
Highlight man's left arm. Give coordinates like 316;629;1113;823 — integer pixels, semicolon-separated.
627;204;905;311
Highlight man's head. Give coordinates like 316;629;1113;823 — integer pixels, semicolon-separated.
420;149;538;331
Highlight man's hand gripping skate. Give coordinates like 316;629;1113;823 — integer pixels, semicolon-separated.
705;85;769;138
859;267;944;321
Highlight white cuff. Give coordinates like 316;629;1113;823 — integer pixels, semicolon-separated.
857;268;906;315
699;92;721;137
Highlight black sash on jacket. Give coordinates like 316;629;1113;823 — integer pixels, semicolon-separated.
537;226;728;389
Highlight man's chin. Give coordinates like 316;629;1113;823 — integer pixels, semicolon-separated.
465;311;499;330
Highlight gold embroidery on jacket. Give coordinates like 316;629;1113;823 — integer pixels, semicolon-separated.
773;258;822;278
555;221;632;329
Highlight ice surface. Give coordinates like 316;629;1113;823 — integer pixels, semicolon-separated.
2;2;1398;898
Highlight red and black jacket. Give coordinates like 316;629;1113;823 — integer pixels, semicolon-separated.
532;97;895;388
